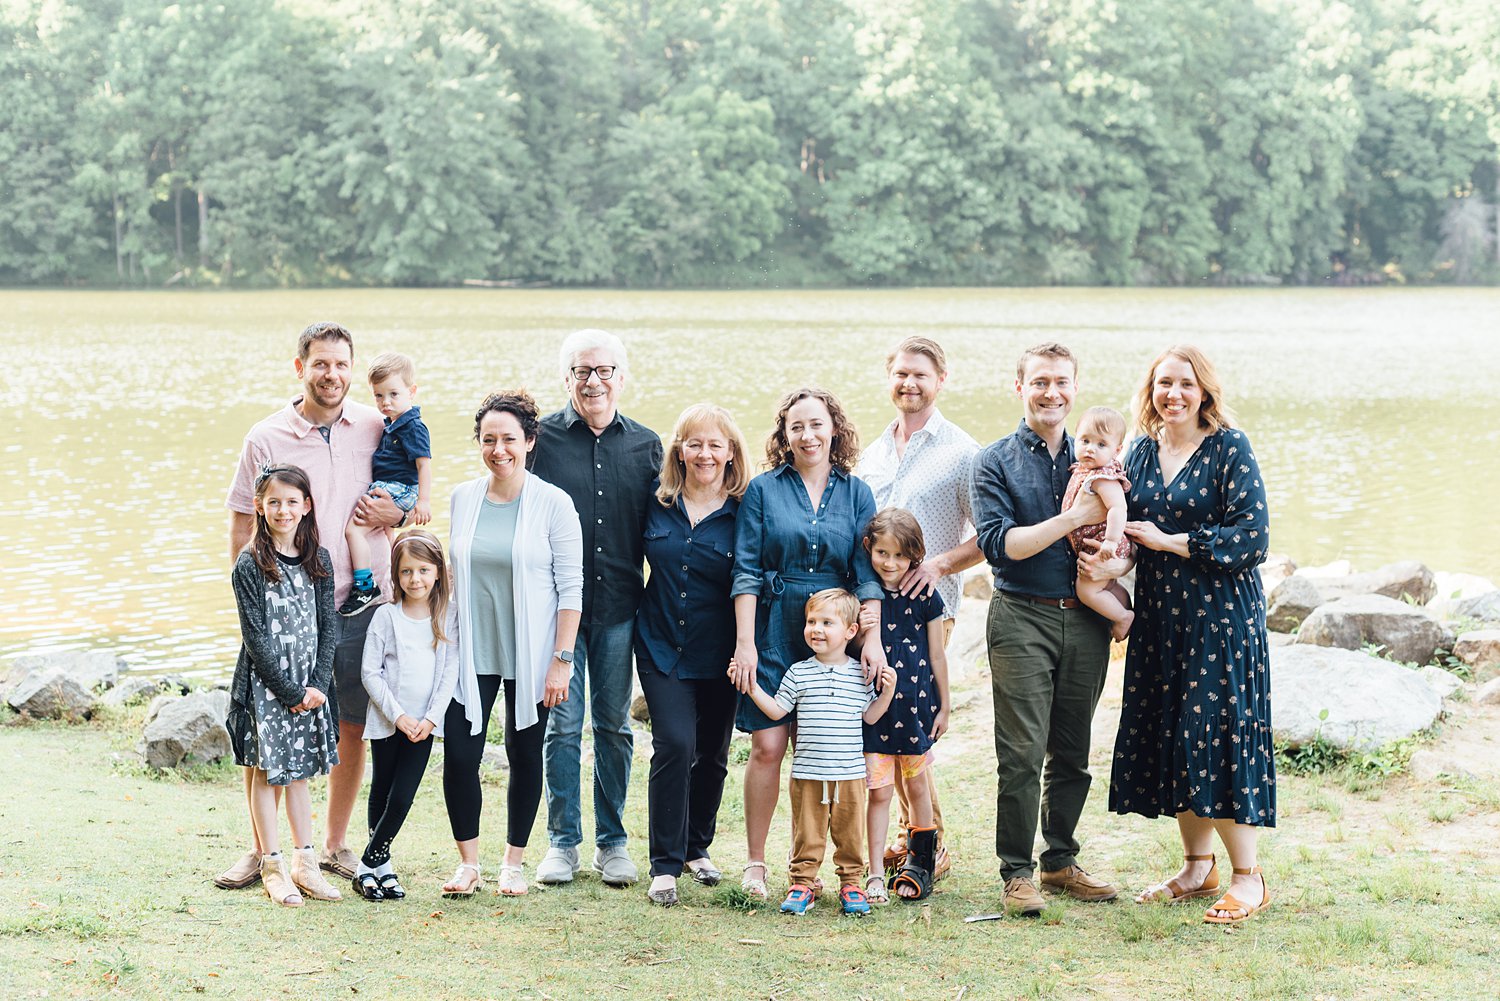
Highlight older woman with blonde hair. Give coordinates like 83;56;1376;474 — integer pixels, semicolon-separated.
1104;344;1275;925
635;404;753;906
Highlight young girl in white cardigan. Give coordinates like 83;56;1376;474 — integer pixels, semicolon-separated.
441;390;584;897
354;530;459;901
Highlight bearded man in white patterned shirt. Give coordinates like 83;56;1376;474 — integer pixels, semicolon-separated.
855;335;983;879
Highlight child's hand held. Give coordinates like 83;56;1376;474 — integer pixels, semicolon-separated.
413;500;431;526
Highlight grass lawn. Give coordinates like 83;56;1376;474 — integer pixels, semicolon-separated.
2;661;1497;1000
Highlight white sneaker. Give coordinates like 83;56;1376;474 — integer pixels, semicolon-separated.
536;846;581;885
593;845;639;887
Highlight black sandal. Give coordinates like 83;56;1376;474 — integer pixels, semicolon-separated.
890;826;937;902
377;873;406;899
352;872;385;901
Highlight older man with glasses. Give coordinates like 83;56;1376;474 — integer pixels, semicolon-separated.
529;329;664;888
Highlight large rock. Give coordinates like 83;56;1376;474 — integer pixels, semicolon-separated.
1477;678;1500;707
945;597;990;680
1430;571;1496;602
1309;561;1436;606
1453;630;1500;681
962;571;993;601
1295;594;1449;665
1266;575;1323;632
139;690;231;769
1271;645;1442;752
1417;665;1464;701
100;676;162;709
1258;553;1297;591
2;650;123;699
1452;592;1500;627
1296;559;1352;579
6;668;97;719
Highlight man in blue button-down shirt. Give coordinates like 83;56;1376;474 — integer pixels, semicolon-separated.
970;342;1129;915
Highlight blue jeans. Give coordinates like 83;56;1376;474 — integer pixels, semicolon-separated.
543;619;636;850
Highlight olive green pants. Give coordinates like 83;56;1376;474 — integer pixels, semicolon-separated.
987;592;1110;880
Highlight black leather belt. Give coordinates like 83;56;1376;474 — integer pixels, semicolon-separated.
1003;591;1081;610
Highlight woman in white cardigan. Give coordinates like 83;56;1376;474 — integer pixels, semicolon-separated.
441;390;584;898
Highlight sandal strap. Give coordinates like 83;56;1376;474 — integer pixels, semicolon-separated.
1185;853;1215;862
1207;891;1251;916
1231;865;1261;876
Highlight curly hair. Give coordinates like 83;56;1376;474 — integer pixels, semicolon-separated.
1131;345;1238;440
763;387;861;473
473;389;541;442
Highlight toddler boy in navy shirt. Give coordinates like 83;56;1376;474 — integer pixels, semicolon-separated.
339;351;431;617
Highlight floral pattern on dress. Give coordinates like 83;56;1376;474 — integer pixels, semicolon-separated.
241;562;339;785
1108;429;1276;827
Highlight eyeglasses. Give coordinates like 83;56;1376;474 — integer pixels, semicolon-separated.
569;365;617;382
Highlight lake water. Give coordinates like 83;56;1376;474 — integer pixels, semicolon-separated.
5;287;1497;678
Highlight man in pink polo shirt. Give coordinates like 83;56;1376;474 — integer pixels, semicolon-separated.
217;321;405;890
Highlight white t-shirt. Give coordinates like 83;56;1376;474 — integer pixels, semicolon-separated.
389;605;438;716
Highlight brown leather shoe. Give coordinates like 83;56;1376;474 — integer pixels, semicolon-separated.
1040;864;1118;902
213;849;262;890
1003;875;1046;916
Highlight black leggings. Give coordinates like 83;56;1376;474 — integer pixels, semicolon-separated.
362;733;434;868
443;676;549;847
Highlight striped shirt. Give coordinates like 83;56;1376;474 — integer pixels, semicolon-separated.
774;656;875;781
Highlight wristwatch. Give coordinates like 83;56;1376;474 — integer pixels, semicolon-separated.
553;650;574;663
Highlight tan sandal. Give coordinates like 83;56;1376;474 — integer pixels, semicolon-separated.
1204;866;1271;924
260;854;303;907
1135;853;1220;904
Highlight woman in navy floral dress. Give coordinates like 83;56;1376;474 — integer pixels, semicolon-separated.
1108;345;1275;925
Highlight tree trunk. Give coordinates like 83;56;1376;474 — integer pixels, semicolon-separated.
198;188;209;268
113;192;124;279
174;187;184;264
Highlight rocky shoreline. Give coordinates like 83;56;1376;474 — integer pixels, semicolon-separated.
5;555;1499;772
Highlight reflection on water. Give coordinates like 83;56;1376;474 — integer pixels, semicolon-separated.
6;287;1497;679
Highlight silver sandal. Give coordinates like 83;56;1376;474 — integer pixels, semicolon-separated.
442;863;482;898
741;861;768;900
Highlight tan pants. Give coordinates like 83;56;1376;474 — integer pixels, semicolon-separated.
893;617;955;846
788;777;867;887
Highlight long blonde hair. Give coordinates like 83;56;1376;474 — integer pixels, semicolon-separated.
1132;344;1237;440
656;405;751;507
389;530;451;649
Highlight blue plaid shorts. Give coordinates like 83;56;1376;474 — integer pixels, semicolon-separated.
370;479;419;511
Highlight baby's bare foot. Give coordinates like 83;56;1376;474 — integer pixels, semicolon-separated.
1111;610;1135;642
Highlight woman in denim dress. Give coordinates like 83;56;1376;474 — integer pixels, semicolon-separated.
727;388;884;899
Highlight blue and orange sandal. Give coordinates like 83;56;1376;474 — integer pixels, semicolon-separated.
780;883;816;915
839;884;872;916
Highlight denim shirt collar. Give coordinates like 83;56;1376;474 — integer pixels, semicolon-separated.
1015;419;1073;462
772;462;850;483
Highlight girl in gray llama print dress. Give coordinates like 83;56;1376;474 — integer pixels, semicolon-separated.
228;465;342;907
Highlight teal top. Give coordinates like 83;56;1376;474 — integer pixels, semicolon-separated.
469;496;521;679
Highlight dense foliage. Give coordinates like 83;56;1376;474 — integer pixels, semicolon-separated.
2;0;1496;287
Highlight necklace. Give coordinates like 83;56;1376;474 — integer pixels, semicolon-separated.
682;492;725;527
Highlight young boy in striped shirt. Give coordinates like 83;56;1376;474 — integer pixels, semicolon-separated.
739;588;898;916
